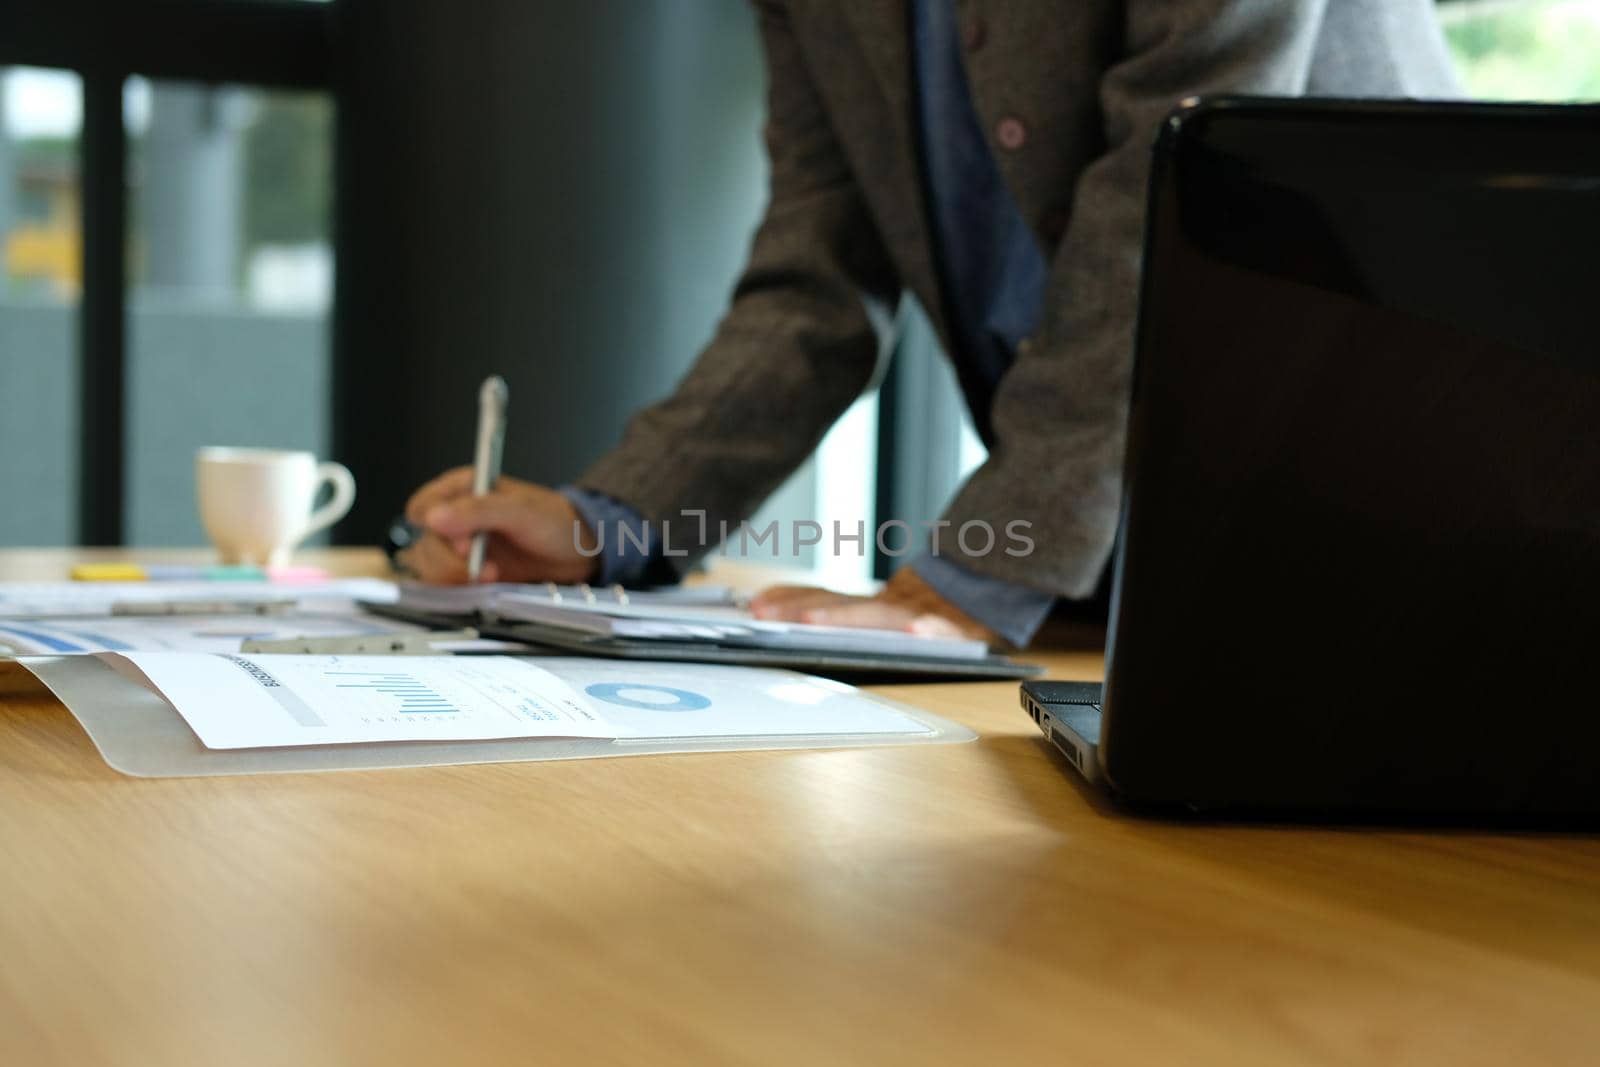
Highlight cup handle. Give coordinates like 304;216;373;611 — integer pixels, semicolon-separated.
300;461;357;543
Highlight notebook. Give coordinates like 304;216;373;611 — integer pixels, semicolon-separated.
365;582;1041;680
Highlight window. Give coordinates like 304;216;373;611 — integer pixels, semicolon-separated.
0;0;334;546
125;79;334;545
0;66;81;544
1442;0;1600;101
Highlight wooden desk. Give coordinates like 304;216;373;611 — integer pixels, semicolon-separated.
1;550;1597;1065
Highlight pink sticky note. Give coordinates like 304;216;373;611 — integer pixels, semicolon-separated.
265;565;331;584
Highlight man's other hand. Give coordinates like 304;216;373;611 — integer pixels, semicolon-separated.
402;467;599;585
749;567;1002;648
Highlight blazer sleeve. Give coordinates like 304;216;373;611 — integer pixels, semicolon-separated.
576;0;900;574
934;0;1337;598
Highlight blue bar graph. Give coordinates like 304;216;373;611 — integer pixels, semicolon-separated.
325;670;461;713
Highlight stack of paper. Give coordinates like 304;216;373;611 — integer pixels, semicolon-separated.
0;610;425;656
0;579;414;656
0;578;398;618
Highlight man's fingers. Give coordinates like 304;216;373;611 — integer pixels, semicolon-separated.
749;585;824;610
423;492;543;541
800;600;917;631
406;532;469;585
405;467;476;524
753;579;997;643
907;613;967;639
751;586;856;620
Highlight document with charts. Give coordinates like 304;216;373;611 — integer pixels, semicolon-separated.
112;653;615;749
103;653;933;751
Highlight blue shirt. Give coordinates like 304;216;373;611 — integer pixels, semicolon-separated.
562;0;1061;648
904;0;1056;643
910;0;1049;433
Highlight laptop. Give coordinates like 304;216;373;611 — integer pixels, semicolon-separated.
1025;97;1600;819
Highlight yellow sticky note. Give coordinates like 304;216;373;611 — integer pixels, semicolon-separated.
70;563;148;582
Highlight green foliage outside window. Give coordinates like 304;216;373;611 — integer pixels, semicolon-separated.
243;94;332;248
1443;0;1600;101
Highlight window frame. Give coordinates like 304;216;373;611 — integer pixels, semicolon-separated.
0;0;334;544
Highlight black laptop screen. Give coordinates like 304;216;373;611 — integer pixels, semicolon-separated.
1103;100;1600;814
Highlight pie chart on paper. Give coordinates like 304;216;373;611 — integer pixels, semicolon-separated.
583;682;713;712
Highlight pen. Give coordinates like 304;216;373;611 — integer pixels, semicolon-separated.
467;375;510;584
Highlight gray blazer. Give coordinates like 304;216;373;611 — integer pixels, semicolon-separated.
579;0;1462;597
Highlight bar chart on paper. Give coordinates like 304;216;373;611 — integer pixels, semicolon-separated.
116;653;620;750
326;670;464;717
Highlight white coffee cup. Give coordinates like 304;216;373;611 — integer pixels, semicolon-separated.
196;447;357;566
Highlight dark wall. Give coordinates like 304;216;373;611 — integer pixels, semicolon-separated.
332;0;767;540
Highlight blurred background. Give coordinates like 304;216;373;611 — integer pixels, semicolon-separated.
1;0;1596;585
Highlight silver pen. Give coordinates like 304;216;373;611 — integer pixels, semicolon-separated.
467;375;510;584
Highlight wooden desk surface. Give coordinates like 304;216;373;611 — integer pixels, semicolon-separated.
1;549;1597;1066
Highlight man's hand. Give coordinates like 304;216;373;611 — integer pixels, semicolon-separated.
749;567;1003;647
402;467;599;585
